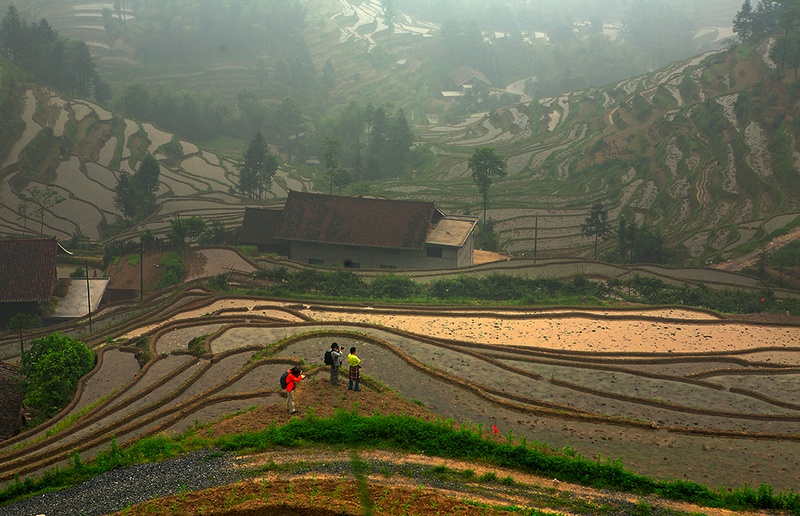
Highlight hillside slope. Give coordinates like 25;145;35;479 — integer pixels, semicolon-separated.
404;40;800;263
2;36;800;265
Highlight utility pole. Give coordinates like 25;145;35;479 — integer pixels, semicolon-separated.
85;260;93;333
139;240;144;302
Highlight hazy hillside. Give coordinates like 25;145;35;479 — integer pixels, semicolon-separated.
1;0;799;266
404;39;800;264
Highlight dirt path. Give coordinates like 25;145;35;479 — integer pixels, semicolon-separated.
715;225;800;271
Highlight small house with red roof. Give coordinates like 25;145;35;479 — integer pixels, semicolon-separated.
271;192;478;269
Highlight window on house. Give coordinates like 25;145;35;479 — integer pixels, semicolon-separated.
344;261;360;269
426;246;443;258
309;258;324;265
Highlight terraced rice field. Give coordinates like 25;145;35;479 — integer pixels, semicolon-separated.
2;285;799;493
0;87;314;241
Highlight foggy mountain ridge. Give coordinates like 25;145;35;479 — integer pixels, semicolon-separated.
1;33;798;266
1;0;799;266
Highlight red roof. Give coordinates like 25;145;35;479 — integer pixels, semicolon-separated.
274;192;443;250
0;238;58;302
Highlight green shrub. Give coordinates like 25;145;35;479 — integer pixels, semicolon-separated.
188;335;208;357
20;333;95;421
156;251;186;289
369;274;421;299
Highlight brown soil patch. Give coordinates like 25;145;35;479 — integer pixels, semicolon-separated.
205;372;436;439
473;249;510;264
105;252;164;292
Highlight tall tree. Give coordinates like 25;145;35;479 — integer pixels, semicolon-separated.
615;215;670;264
751;0;780;40
17;200;30;235
113;171;136;220
113;154;160;220
8;313;42;356
339;101;365;174
733;0;754;41
167;216;206;249
322;136;341;195
364;104;412;179
580;202;612;259
384;108;413;177
774;0;800;76
468;147;507;225
0;6;107;101
25;185;65;235
237;131;278;199
384;0;396;48
0;4;24;63
276;97;304;162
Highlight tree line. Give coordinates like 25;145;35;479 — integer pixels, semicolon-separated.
734;0;800;80
0;4;110;102
313;101;414;185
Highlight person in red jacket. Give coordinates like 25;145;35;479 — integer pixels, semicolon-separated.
285;366;304;414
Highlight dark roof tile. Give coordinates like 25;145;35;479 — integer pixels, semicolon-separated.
238;207;283;246
274;192;441;250
0;238;58;302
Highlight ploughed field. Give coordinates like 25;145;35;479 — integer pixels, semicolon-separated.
2;291;799;496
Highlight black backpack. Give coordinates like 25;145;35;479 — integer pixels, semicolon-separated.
324;349;333;366
279;371;289;390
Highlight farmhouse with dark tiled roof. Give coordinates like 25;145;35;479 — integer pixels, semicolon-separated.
0;238;59;324
271;191;478;269
0;238;59;306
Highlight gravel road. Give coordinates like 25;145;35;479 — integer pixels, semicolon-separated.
1;450;241;516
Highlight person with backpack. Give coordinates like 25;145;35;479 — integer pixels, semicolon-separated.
326;342;344;385
347;346;361;391
284;366;304;414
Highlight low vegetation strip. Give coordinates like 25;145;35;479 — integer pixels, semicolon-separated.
248;268;800;315
2;411;798;514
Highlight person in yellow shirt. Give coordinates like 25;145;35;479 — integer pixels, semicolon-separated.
347;346;361;391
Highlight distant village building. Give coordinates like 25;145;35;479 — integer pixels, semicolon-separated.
245;192;478;269
440;65;493;100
